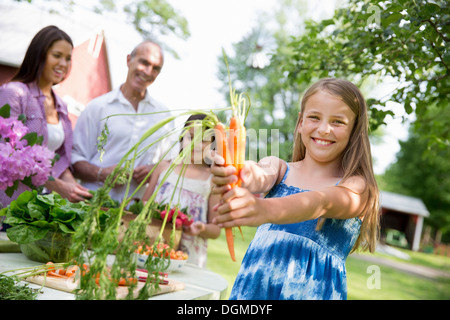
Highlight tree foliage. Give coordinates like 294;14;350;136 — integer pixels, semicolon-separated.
382;130;450;241
219;0;449;160
284;0;449;151
217;0;449;237
217;0;310;161
13;0;190;58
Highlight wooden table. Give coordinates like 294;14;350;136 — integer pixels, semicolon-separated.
0;232;228;300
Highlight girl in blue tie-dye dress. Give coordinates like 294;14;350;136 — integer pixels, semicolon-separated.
211;78;380;300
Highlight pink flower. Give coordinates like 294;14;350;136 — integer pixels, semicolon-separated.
29;145;53;186
0;115;55;193
0;118;28;148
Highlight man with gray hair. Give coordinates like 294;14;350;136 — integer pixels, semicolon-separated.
71;40;177;201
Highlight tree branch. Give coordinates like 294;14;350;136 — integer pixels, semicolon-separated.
424;18;450;42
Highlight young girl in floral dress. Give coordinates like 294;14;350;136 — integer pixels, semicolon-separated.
211;78;380;299
143;114;221;268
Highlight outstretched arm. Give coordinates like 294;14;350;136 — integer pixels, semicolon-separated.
213;175;368;228
211;156;286;195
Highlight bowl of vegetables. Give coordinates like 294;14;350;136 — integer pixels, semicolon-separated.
1;190;88;263
19;230;72;263
135;243;188;272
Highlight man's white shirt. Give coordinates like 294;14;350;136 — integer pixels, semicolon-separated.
72;87;178;201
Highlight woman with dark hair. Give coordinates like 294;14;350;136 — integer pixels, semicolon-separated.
0;25;91;214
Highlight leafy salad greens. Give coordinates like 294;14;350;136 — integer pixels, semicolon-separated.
0;190;89;244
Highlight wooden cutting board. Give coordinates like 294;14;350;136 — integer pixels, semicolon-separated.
24;272;184;299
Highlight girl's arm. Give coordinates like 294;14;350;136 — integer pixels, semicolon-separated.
204;193;222;239
211;156;286;195
214;175;368;227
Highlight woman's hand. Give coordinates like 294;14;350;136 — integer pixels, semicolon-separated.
213;187;270;228
58;181;92;203
45;168;92;202
45;179;92;202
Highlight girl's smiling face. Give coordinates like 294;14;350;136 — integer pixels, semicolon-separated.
298;90;356;164
40;40;72;87
182;126;213;165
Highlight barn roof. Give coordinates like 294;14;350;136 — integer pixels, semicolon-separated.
0;1;142;88
0;2;93;67
380;190;430;217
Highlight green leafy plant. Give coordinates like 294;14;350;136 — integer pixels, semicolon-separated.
0;190;89;245
70;109;225;300
0;190;98;263
0;274;41;300
2;55;246;299
0;262;68;300
68;53;250;299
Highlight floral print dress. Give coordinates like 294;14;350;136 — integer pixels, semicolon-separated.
154;168;212;268
229;163;362;300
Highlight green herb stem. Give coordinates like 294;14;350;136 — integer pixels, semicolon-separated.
1;262;66;280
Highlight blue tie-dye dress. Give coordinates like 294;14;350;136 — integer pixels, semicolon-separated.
229;163;361;300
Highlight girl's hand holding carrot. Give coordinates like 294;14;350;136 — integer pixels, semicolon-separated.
211;155;283;196
211;157;271;228
211;154;290;229
210;156;238;194
212;184;270;228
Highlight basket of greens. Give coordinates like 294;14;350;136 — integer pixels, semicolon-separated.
0;190;89;263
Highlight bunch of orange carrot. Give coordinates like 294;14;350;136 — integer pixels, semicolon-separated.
214;50;250;262
214;120;246;262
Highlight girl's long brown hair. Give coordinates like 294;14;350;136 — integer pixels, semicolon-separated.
292;78;380;253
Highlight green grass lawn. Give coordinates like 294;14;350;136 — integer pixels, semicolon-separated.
206;227;450;300
346;255;450;300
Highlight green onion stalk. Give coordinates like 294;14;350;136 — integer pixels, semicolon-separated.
0;262;67;300
70;109;228;300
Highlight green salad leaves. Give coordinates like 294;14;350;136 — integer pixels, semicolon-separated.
0;190;88;244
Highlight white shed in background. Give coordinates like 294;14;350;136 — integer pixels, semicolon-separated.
380;191;430;251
